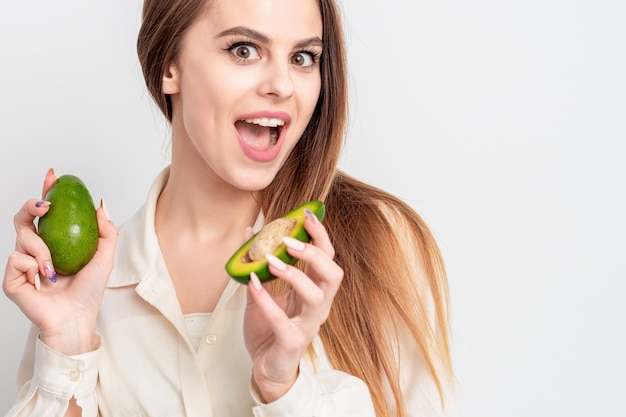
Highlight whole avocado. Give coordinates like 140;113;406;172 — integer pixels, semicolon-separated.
37;174;99;275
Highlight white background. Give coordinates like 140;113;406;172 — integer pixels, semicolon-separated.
1;0;625;415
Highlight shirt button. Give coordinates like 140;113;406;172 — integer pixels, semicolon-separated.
205;334;217;345
68;369;81;382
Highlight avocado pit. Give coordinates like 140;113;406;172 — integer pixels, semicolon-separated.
246;217;296;262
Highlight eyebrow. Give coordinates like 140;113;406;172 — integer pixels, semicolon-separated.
216;26;323;49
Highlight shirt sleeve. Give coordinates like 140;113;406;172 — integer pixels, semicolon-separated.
251;359;376;417
5;325;102;417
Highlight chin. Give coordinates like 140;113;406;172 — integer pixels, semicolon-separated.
233;160;287;190
231;173;277;192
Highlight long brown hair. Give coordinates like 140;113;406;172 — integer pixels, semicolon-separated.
137;1;452;415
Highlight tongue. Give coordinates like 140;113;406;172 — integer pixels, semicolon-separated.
235;121;272;151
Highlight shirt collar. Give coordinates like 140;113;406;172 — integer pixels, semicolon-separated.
106;167;169;288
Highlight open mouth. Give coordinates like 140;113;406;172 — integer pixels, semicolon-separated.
235;117;285;151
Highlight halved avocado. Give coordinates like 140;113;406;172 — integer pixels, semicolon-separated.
225;200;325;284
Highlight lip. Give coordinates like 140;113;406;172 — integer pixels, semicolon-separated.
234;111;292;163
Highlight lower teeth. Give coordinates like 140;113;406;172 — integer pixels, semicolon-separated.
269;127;278;147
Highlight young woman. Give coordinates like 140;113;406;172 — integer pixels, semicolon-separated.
3;0;455;416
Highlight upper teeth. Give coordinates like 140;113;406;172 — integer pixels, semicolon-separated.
244;118;285;128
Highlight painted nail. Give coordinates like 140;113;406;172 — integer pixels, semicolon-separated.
35;200;51;208
44;262;57;283
100;198;110;221
304;208;317;223
34;273;41;291
249;271;263;291
283;236;305;251
265;253;287;271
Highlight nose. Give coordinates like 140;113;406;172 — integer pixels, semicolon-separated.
258;58;295;99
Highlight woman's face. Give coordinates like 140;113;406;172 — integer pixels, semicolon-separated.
165;0;323;192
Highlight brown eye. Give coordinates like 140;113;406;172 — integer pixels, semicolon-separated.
229;44;260;61
290;52;314;67
235;46;250;59
235;46;250;58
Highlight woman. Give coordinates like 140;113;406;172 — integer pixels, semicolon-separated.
3;0;455;416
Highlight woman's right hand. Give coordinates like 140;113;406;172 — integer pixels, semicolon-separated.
2;169;118;356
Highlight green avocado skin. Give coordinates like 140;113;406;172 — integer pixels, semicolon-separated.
225;200;325;284
37;175;99;276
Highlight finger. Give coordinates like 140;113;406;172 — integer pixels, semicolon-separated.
88;202;118;279
3;251;41;298
247;272;300;339
302;209;335;258
97;201;117;241
281;236;344;293
14;199;51;234
14;216;56;282
265;254;325;307
42;168;57;198
258;260;332;342
266;254;339;327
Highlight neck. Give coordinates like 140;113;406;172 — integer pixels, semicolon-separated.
153;129;262;314
157;165;259;243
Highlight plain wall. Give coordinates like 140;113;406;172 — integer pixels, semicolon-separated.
1;0;625;415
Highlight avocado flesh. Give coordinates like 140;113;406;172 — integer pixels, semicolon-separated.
37;174;98;275
247;218;297;262
225;200;325;284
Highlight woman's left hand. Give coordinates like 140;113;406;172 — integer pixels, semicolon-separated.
243;210;343;403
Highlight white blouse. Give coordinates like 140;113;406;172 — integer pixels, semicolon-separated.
5;167;455;417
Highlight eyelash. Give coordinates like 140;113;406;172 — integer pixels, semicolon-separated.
226;40;259;64
225;39;322;69
296;49;323;67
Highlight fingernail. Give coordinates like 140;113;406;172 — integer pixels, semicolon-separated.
35;200;51;208
249;271;263;291
44;262;57;283
265;253;287;271
283;236;305;251
100;198;110;221
304;208;317;223
34;273;41;291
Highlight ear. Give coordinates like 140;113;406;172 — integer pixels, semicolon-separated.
162;62;181;94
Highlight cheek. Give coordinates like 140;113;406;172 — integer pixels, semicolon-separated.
188;69;259;111
301;78;322;119
178;71;238;132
